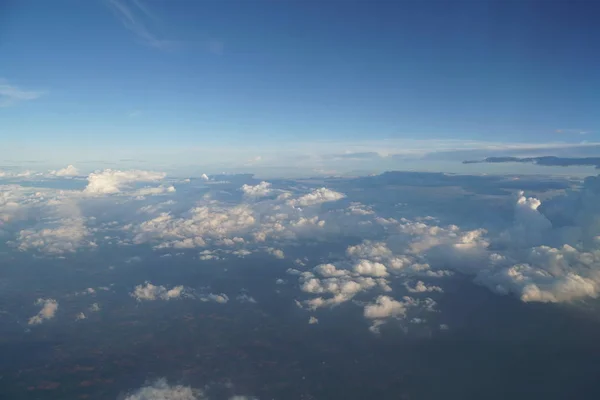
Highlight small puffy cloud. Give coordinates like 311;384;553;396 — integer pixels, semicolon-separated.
404;280;443;293
49;165;79;177
236;293;257;303
266;247;285;259
28;298;58;325
346;241;392;261
363;295;408;320
133;185;176;197
308;316;319;324
84;169;166;194
201;174;210;181
75;312;86;321
287;187;345;207
314;263;349;277
123;378;199;400
200;293;229;304
131;282;186;301
89;303;101;312
352;259;389;277
241;181;272;198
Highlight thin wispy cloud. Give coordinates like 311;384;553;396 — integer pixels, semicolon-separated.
107;0;177;50
555;129;592;135
0;80;44;107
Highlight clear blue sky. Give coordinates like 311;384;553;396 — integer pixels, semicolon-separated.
0;0;598;171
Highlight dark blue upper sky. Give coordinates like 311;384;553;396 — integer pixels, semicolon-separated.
0;0;598;168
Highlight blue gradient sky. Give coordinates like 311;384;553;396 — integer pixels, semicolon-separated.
0;0;598;173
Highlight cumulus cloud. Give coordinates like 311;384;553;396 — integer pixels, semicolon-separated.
236;293;257;303
308;316;319;324
133;185;176;197
364;295;409;320
131;282;186;301
84;169;166;194
131;186;346;250
50;165;79;177
266;247;285;259
404;280;443;293
241;181;272;198
16;198;96;255
122;378;200;400
200;293;229;304
352;259;389;277
28;298;58;325
287;187;345;207
122;378;259;400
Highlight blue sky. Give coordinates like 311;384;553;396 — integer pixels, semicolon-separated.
0;0;598;173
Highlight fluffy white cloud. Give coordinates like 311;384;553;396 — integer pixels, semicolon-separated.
287;187;345;207
241;181;272;197
50;165;79;177
28;298;58;325
352;259;389;277
364;295;409;319
308;316;319;324
266;247;285;259
84;169;166;194
16;198;96;255
133;185;176;197
123;378;200;400
131;282;186;301
0;185;22;222
17;217;95;254
404;280;443;293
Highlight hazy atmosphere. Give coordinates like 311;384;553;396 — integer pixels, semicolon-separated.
1;1;599;399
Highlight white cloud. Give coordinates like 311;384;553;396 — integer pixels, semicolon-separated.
131;282;186;301
308;316;319;324
16;198;96;255
28;298;58;325
17;217;94;254
287;187;345;207
201;173;210;181
236;293;257;303
107;0;177;50
90;303;101;312
404;280;443;293
122;378;258;400
352;259;389;277
0;79;44;107
123;378;200;400
133;185;176;197
200;293;229;304
266;247;285;259
313;263;349;277
84;169;166;194
75;312;86;321
364;295;408;319
50;165;79;177
241;181;272;198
